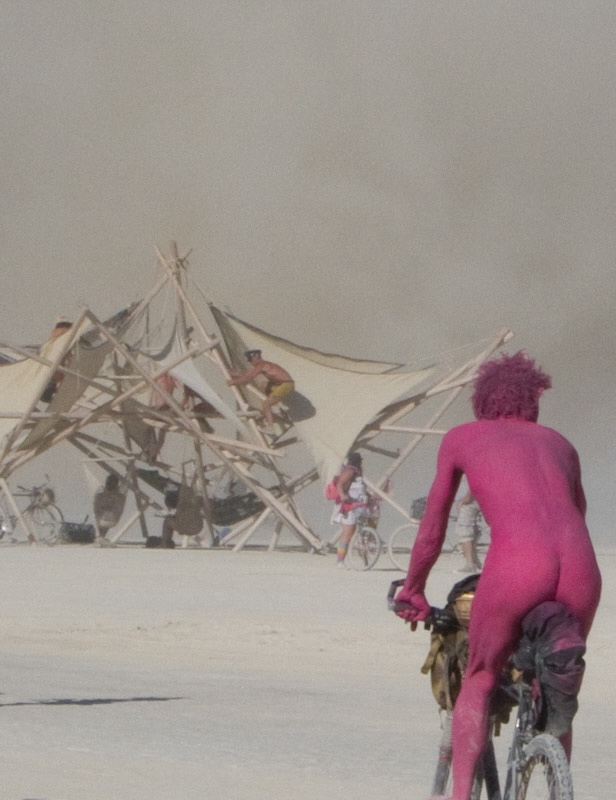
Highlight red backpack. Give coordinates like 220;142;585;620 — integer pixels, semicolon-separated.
324;466;359;503
324;475;341;502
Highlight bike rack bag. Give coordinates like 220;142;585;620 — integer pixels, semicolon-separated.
59;521;96;544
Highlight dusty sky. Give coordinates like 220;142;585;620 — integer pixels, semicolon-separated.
2;2;615;540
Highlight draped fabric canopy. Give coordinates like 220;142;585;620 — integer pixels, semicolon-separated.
152;325;249;437
20;321;114;450
0;305;147;458
0;326;80;446
211;307;435;483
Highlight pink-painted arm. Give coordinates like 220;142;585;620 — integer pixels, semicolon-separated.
395;433;463;622
571;449;587;519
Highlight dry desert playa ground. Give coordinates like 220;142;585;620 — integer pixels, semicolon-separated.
0;544;612;800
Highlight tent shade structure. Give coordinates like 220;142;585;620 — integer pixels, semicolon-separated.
211;306;437;483
0;245;514;552
0;326;78;446
141;322;248;437
0;305;145;474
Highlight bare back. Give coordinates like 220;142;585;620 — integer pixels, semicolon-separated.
447;420;587;546
408;417;600;634
253;360;292;384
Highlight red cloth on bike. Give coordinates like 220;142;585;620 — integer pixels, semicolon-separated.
339;500;366;514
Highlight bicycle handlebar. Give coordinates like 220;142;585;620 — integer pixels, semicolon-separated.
387;579;459;633
17;483;47;494
387;578;410;612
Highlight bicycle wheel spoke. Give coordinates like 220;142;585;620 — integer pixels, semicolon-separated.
0;503;21;544
518;758;556;799
29;506;63;545
387;522;418;571
516;734;573;800
0;505;11;539
347;527;380;571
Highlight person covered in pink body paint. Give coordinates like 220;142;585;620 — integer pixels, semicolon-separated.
394;351;601;800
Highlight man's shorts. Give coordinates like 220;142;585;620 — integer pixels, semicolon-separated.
267;381;295;402
455;503;481;542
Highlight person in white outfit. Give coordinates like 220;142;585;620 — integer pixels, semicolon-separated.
330;452;368;567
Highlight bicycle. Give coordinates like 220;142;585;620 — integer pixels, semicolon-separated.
323;497;386;571
387;518;421;571
387;505;490;572
345;501;385;571
387;578;577;799
3;480;65;545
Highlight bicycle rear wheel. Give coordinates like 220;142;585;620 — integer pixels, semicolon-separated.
347;526;381;571
26;504;64;545
515;733;573;800
387;521;419;571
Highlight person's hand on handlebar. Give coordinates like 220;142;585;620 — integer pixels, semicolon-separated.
393;586;431;629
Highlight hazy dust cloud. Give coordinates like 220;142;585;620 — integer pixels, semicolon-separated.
1;2;614;541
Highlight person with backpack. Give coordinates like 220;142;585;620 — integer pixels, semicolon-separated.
330;451;368;568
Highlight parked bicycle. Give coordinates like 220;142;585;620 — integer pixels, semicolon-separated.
1;479;65;545
388;577;578;799
387;500;490;572
387;518;421;571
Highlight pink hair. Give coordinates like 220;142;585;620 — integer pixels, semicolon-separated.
471;351;552;422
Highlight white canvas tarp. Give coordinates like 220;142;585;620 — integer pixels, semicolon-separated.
211;307;435;482
20;324;114;450
0;327;77;446
151;326;251;437
0;307;143;458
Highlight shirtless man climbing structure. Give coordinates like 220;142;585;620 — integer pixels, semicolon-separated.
227;349;294;432
394;351;601;800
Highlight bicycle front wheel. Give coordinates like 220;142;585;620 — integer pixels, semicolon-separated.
347;526;381;571
26;504;64;545
431;710;488;800
387;521;419;572
516;733;573;800
0;502;17;543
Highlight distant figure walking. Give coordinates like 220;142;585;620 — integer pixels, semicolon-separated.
93;474;126;546
455;490;484;573
227;350;294;433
